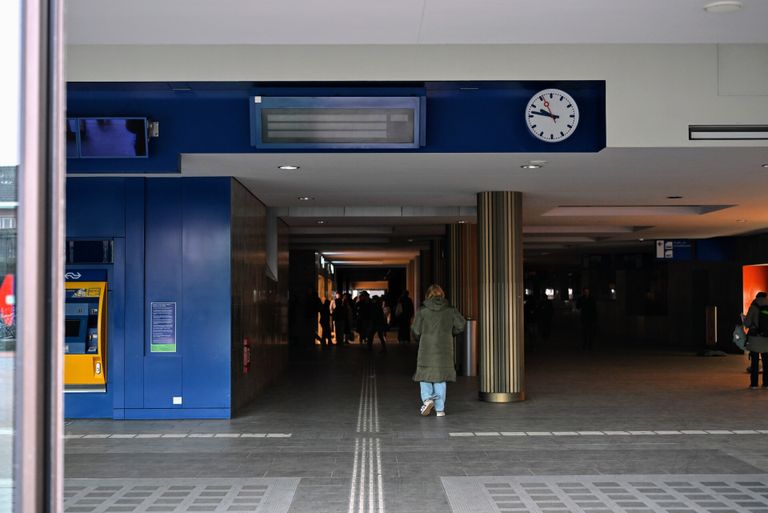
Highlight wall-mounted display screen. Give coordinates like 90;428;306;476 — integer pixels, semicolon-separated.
67;117;149;158
79;118;148;158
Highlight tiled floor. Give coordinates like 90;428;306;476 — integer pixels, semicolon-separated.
443;475;768;513
63;478;298;513
65;340;768;512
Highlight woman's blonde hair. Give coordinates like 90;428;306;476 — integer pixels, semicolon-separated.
425;284;445;300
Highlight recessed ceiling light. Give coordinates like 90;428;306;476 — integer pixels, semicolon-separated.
521;159;547;170
666;195;683;199
316;220;325;225
458;220;466;224
297;196;314;201
703;1;743;13
278;165;300;170
407;238;414;243
762;163;768;168
638;238;645;242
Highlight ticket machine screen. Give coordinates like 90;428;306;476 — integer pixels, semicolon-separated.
64;293;100;354
65;319;81;337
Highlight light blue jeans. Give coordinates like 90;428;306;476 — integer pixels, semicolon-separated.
420;381;446;412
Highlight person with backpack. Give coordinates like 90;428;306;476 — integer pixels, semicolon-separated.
743;291;768;389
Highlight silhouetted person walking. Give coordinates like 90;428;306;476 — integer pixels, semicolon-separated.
319;298;332;349
395;290;415;344
372;295;388;352
744;291;768;389
330;291;348;345
356;291;375;348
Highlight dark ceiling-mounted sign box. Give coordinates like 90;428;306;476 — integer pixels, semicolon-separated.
250;96;427;149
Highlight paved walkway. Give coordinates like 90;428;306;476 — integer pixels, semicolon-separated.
65;341;768;512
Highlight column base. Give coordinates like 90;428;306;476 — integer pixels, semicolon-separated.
479;391;525;403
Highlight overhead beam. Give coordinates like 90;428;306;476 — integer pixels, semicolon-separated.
274;206;476;218
523;225;639;234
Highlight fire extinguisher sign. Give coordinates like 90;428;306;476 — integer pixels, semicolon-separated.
243;338;251;374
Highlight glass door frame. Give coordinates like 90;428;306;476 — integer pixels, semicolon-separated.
15;0;65;510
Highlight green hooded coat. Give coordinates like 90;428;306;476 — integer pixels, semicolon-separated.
412;297;467;383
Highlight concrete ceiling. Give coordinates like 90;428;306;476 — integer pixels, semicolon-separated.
67;0;768;261
65;0;768;45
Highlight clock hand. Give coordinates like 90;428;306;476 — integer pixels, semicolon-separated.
543;100;557;123
531;109;560;120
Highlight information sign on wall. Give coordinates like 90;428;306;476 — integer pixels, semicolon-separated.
656;240;693;261
151;301;177;353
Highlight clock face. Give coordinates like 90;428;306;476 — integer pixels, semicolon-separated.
525;89;580;143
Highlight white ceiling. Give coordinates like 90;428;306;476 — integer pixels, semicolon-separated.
65;0;768;45
182;147;768;245
67;0;768;260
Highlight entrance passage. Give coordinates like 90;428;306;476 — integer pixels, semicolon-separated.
64;340;768;512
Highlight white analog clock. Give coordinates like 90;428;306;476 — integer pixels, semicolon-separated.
525;88;580;143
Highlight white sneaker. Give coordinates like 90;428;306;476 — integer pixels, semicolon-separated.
436;411;446;417
420;400;434;416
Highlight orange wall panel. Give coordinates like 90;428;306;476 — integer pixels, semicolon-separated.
742;265;768;313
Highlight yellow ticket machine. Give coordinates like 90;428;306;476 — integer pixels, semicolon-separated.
64;281;107;391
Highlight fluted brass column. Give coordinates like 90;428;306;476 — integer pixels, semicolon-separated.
478;191;524;403
447;223;478;320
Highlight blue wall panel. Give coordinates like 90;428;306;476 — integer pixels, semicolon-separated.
425;81;606;153
66;178;126;237
123;179;145;409
67;93;252;173
65;179;127;418
64;391;113;418
66;81;606;174
123;408;230;420
181;178;231;409
108;239;126;410
143;179;184;409
143;357;183;409
65;176;233;419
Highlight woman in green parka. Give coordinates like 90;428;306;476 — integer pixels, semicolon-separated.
412;284;466;417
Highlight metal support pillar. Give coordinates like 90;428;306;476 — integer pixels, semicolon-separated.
477;191;524;403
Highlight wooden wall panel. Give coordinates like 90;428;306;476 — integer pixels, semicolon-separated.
230;180;289;414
